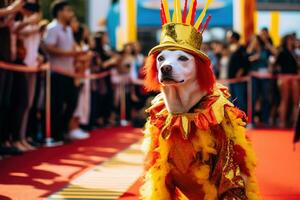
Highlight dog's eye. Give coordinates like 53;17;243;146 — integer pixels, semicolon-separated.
178;55;189;61
157;55;165;62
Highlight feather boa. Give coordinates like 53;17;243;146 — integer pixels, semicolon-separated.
141;85;260;200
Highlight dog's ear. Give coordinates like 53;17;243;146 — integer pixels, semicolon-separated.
194;56;216;93
143;53;161;92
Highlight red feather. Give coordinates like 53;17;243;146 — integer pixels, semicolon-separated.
201;15;212;33
160;2;167;25
197;22;203;31
182;0;188;23
190;0;197;25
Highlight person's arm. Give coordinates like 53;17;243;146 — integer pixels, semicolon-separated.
102;55;119;69
13;13;40;34
20;26;39;37
0;0;23;16
248;51;260;62
265;41;277;55
44;28;85;57
45;44;85;57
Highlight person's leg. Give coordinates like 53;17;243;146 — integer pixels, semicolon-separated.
291;79;300;125
229;83;237;103
0;69;7;144
10;72;29;150
20;74;36;141
261;79;270;125
235;82;247;113
62;77;80;137
278;77;290;128
251;77;259;124
51;73;65;141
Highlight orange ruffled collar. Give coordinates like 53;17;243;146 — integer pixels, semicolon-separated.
146;84;234;140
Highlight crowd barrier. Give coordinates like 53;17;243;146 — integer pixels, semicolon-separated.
0;61;299;145
219;72;300;125
0;61;112;146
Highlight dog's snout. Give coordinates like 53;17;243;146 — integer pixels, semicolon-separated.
160;65;172;74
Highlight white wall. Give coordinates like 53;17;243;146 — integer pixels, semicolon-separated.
88;0;111;32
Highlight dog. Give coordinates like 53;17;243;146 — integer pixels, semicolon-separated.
157;50;206;114
140;50;260;200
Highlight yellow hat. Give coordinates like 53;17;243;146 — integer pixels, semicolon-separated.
149;0;214;62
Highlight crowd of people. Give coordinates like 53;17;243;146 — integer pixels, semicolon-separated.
0;0;299;158
0;0;150;157
203;29;300;128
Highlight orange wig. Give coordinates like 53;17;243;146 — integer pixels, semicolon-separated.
143;53;216;93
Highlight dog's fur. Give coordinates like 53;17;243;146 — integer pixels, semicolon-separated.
157;50;207;114
144;50;215;113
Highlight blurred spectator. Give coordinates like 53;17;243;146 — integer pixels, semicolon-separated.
260;27;273;46
0;0;24;156
12;1;41;151
247;35;271;126
2;1;41;152
226;30;249;113
201;42;218;76
26;19;49;145
130;42;151;127
44;0;84;142
0;0;23;16
111;43;134;122
70;17;93;140
94;31;118;126
275;34;299;128
219;43;230;80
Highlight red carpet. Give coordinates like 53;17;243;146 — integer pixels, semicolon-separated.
118;129;300;200
250;129;300;200
0;127;143;200
0;128;299;200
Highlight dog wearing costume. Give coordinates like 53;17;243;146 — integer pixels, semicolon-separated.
140;0;260;199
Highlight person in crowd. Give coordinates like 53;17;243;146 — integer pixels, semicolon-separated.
27;19;49;145
111;43;134;123
0;0;23;16
94;31;119;126
44;0;86;143
89;35;104;128
211;41;224;78
226;31;249;113
218;43;230;80
294;102;300;144
0;0;24;156
12;1;41;151
275;34;299;128
201;42;218;77
69;17;93;140
1;1;41;152
260;27;274;47
247;35;271;127
260;28;280;127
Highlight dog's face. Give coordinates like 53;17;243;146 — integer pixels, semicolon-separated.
156;50;197;86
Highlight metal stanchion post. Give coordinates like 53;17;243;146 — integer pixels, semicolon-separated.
45;68;63;147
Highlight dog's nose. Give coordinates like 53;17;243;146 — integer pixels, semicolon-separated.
160;65;172;74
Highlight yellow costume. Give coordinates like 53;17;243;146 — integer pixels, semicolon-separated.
141;85;260;199
141;0;260;199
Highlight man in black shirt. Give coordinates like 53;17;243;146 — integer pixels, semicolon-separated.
226;31;249;113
